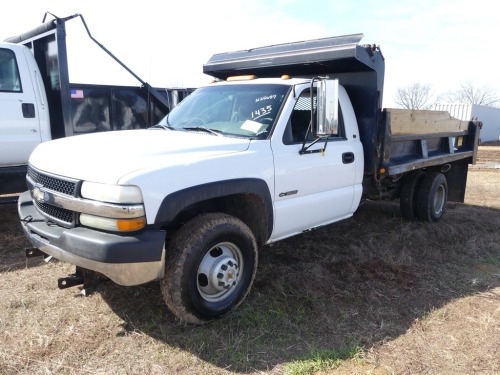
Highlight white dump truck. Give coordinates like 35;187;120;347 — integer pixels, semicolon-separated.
18;34;479;323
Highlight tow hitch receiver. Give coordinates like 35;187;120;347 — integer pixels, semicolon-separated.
25;247;53;263
58;266;105;296
25;247;47;259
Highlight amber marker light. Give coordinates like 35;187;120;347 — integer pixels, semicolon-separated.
379;167;386;175
226;75;257;81
117;217;147;232
80;214;146;232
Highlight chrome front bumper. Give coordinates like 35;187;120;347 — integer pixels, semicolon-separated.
18;191;166;286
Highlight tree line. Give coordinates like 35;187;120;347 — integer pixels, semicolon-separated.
394;81;499;109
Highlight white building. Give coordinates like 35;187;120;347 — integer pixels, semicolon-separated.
433;103;500;143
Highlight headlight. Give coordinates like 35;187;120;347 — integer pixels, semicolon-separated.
79;182;145;232
81;181;143;204
80;214;146;232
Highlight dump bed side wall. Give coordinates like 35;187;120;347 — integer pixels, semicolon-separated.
380;109;478;171
377;108;480;202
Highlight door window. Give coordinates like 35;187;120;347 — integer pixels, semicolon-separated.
283;89;344;145
0;49;22;92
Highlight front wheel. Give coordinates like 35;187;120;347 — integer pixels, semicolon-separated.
161;213;258;324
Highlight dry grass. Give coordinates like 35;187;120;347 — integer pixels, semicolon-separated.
0;144;499;375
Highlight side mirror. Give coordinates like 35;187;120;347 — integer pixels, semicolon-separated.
315;79;339;137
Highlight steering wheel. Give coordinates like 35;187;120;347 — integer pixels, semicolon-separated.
187;114;210;126
258;117;274;125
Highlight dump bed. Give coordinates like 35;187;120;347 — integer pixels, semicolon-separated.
375;109;480;201
379;109;479;175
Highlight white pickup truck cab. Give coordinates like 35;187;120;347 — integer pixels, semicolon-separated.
0;43;49;168
18;34;479;324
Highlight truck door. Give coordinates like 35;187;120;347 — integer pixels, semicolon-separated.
0;46;42;167
270;87;363;240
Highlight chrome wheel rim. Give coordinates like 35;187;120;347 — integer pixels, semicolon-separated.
432;185;445;216
197;242;243;302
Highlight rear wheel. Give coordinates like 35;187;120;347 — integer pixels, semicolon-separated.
161;213;258;324
416;172;448;222
400;171;425;220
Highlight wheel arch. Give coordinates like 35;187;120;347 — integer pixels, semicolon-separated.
154;178;273;247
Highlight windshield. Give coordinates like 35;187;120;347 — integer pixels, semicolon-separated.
156;83;289;139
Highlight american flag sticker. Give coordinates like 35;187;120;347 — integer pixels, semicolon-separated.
70;89;84;99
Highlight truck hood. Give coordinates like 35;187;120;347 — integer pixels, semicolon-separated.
29;129;250;184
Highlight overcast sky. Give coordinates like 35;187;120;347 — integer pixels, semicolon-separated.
1;0;497;107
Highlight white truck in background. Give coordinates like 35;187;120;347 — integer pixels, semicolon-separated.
0;13;193;198
433;103;499;143
18;34;479;324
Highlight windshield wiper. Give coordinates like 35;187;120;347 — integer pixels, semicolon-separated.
150;124;175;130
183;126;223;136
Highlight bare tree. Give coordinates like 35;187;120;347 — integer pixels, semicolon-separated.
444;81;499;106
394;83;433;109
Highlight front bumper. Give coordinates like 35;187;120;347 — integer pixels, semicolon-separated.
18;191;166;286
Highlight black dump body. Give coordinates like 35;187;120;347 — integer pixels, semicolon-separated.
203;34;386;175
5;14;194;139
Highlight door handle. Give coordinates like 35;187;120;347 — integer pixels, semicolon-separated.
22;103;36;118
342;152;355;164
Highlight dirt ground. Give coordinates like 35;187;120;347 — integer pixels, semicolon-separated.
0;143;499;375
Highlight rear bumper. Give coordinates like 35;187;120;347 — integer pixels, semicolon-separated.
18;191;166;286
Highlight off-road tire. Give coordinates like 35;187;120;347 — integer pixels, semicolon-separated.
161;213;258;324
416;172;448;222
400;171;425;220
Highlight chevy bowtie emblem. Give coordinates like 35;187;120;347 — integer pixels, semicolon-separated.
32;184;46;203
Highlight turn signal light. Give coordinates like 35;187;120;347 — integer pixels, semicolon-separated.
80;213;146;232
117;217;146;232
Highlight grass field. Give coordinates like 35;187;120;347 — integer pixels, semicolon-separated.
1;143;499;375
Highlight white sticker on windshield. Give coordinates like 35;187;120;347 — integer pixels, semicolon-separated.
241;120;263;133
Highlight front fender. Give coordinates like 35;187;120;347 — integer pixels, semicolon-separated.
154;178;273;241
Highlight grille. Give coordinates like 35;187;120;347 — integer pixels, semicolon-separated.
28;167;77;196
28;166;78;226
34;200;74;223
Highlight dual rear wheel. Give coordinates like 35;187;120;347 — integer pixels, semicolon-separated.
400;171;448;222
